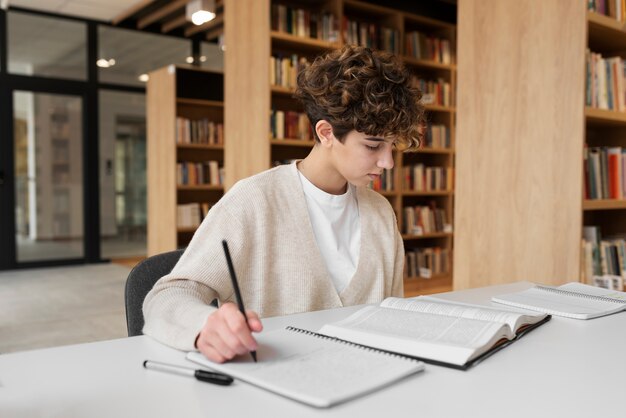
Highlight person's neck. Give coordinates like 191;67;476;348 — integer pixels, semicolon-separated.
298;146;348;195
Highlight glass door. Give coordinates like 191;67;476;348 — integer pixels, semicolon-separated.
13;90;85;263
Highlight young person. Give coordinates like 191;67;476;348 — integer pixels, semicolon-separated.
143;45;424;363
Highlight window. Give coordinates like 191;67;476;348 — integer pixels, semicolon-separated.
8;11;87;80
98;26;191;87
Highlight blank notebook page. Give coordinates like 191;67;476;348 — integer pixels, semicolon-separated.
187;327;424;408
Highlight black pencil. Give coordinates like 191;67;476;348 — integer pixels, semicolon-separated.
222;240;257;362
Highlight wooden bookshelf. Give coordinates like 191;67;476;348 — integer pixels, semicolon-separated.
454;1;586;289
225;0;456;296
583;199;626;210
582;11;626;287
147;65;225;256
585;106;626;126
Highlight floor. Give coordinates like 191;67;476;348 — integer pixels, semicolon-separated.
15;234;146;262
0;262;134;354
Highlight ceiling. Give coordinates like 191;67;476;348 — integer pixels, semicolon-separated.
8;0;146;22
8;0;225;41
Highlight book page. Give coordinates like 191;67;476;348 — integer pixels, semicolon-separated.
319;305;512;366
380;296;545;333
187;327;423;408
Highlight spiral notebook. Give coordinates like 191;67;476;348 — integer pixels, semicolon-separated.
492;282;626;319
186;326;424;408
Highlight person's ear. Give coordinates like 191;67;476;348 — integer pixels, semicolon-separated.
315;120;335;148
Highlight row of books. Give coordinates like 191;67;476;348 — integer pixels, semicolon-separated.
177;202;212;229
405;247;451;279
402;164;454;192
176;161;223;186
585;50;626;111
411;76;452;107
270;54;310;89
402;204;450;235
342;18;400;54
581;226;626;284
270;4;454;66
270;110;313;141
271;4;339;41
368;168;394;192
423;123;450;149
588;0;626;22
176;117;224;146
404;31;452;64
583;146;626;199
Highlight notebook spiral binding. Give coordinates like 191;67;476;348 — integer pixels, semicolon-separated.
285;326;419;362
535;285;625;304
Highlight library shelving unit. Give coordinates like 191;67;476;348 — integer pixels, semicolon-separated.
226;0;456;296
146;65;225;256
583;11;626;287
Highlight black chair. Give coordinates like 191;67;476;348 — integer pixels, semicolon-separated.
125;249;184;337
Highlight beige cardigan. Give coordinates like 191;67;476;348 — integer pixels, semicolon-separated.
143;162;404;350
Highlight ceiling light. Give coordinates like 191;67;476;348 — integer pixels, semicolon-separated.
138;74;149;82
186;56;194;64
186;0;216;26
199;56;207;62
97;58;116;68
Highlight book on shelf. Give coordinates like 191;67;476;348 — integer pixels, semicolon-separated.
270;54;310;89
318;296;550;370
581;225;626;283
492;282;626;319
402;164;453;192
177;202;212;229
402;203;448;235
271;3;338;42
368;168;394;192
342;18;399;54
187;326;424;408
585;50;626;111
405;247;450;279
592;274;625;289
177;203;199;229
423;123;450;149
176;117;224;146
588;0;626;22
412;76;452;107
583;146;626;199
404;31;451;64
270;110;312;141
176;161;223;186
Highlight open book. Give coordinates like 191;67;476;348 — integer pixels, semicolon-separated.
492;282;626;319
187;326;424;408
318;297;550;370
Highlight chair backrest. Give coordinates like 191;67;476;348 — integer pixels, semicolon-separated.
125;249;184;337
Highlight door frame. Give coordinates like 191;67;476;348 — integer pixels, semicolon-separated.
0;77;101;270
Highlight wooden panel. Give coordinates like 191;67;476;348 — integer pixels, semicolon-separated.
454;0;587;289
147;66;177;256
224;0;271;189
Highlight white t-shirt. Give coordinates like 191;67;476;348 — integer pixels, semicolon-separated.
297;170;361;293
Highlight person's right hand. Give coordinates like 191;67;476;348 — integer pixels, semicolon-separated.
195;302;263;363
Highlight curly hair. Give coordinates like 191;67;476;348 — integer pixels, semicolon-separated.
294;45;424;151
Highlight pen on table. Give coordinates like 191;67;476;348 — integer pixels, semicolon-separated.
222;239;257;362
143;360;233;386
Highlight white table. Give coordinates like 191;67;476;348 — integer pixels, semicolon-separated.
1;282;624;418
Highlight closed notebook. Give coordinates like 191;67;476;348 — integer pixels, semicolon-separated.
491;282;626;319
186;326;424;408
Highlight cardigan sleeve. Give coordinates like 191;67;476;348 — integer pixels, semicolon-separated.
142;201;249;351
391;223;405;298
